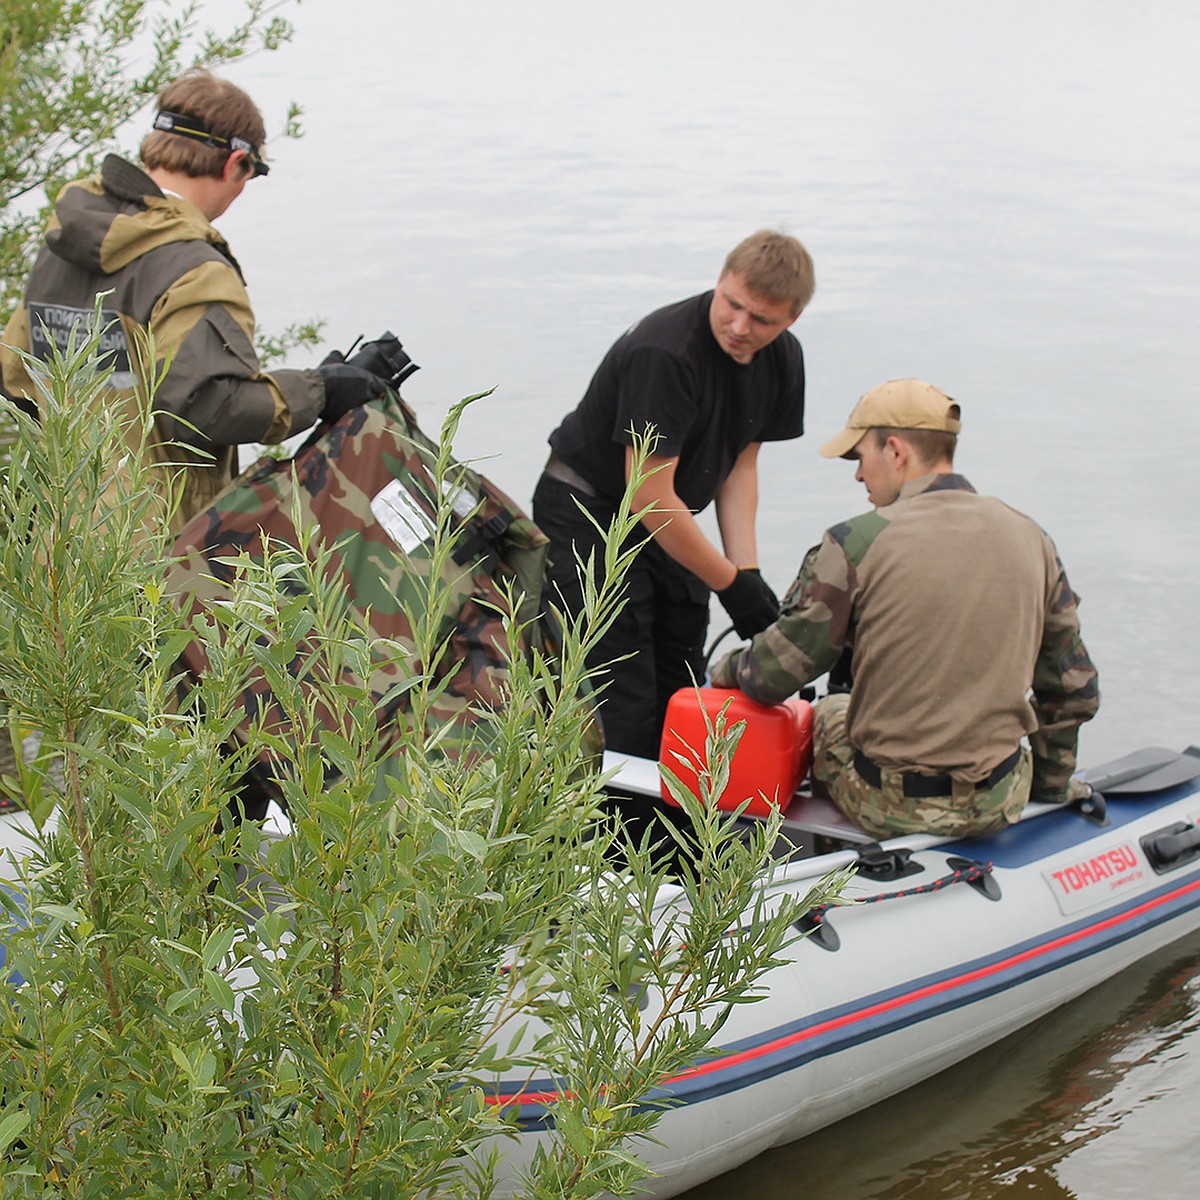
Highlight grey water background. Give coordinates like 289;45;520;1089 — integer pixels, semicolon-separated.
202;0;1200;1193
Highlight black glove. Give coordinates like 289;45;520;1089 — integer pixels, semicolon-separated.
717;568;779;639
317;362;385;424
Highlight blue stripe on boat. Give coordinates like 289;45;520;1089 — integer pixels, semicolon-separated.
496;864;1200;1129
939;785;1200;867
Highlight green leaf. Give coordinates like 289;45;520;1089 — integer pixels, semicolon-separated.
169;1044;194;1079
203;970;236;1014
201;925;239;971
455;829;490;861
33;902;84;924
0;1107;31;1155
165;987;202;1015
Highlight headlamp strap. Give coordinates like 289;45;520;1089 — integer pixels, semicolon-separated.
152;111;269;176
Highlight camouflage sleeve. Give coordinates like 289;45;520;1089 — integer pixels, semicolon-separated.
710;529;857;704
148;260;323;448
1028;542;1100;803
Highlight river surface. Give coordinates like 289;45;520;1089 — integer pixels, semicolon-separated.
195;0;1200;1193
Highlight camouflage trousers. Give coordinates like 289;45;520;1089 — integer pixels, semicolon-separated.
811;693;1032;839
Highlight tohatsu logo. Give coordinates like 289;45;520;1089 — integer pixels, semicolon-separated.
1044;842;1145;915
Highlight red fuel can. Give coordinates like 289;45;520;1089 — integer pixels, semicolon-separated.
659;687;814;817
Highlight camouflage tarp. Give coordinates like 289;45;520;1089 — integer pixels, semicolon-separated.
167;390;585;812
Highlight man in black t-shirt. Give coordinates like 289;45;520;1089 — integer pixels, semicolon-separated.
533;230;815;760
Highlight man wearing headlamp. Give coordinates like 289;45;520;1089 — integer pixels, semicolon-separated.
1;69;380;532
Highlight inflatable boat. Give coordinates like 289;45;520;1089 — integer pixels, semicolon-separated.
477;713;1200;1197
3;722;1199;1199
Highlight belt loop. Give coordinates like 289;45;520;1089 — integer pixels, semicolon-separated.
853;749;882;789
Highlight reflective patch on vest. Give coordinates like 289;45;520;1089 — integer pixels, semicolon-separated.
1043;839;1147;915
27;302;134;388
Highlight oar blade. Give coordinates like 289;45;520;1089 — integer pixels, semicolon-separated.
1082;746;1200;795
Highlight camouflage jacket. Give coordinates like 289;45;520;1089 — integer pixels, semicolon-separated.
0;155;323;532
711;473;1100;803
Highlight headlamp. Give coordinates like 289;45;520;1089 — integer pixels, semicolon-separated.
152;110;270;177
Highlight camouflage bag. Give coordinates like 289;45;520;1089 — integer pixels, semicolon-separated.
168;358;595;817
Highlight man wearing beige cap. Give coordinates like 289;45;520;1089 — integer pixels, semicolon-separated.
710;378;1099;838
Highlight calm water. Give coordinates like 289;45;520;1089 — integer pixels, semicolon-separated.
198;0;1200;1192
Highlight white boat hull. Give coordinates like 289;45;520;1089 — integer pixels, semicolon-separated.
482;751;1200;1196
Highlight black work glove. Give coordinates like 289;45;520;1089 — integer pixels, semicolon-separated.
317;362;386;424
717;568;779;640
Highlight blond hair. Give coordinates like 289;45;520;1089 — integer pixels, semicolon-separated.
723;230;815;315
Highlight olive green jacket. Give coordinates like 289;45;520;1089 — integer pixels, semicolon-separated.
0;155;323;532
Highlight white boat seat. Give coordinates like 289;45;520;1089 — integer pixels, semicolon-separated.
774;791;876;843
602;750;877;844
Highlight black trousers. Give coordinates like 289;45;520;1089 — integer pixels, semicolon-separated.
532;472;711;760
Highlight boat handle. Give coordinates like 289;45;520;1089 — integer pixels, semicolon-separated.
1140;822;1200;873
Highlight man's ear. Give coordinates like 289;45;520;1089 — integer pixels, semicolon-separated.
886;434;910;468
223;150;251;182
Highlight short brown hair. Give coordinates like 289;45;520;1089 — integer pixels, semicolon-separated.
723;230;815;316
872;426;957;468
140;69;266;179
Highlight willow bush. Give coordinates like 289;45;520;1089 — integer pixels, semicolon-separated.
0;331;844;1198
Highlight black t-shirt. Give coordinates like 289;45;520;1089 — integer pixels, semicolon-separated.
549;291;805;511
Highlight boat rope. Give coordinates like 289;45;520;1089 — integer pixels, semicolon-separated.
796;856;998;950
816;858;996;921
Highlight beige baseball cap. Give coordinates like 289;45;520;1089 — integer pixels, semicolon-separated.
819;378;961;459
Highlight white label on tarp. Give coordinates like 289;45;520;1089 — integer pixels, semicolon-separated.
1043;840;1146;915
370;476;481;555
446;479;478;523
371;478;434;554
